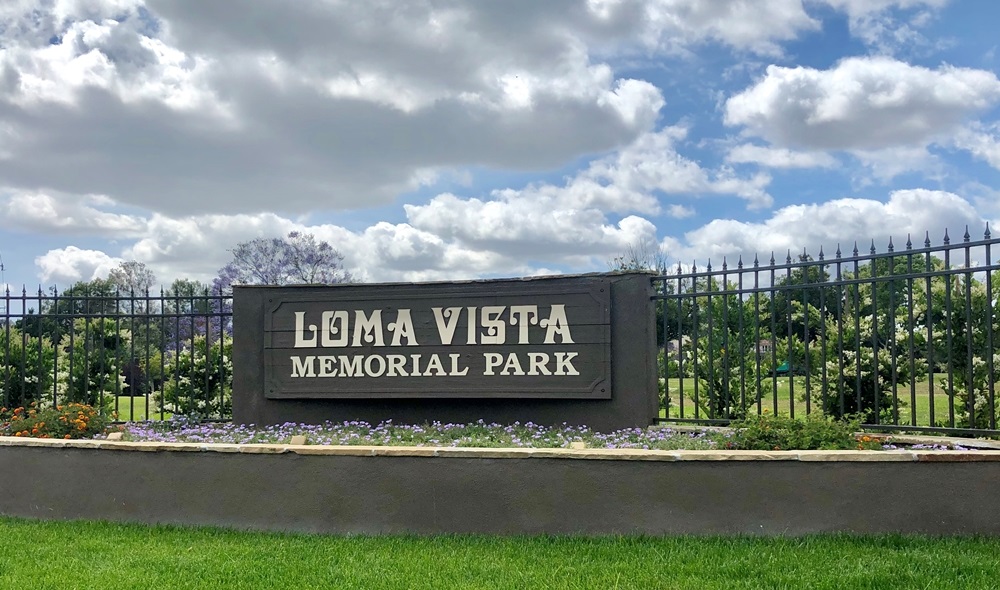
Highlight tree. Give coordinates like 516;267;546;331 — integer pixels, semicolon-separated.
108;261;156;295
214;231;351;292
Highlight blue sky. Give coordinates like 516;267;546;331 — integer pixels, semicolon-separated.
0;0;998;290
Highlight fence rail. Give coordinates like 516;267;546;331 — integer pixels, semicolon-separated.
653;226;999;436
0;287;233;421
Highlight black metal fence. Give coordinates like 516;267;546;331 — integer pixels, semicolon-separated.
0;286;232;421
3;227;998;437
654;226;999;436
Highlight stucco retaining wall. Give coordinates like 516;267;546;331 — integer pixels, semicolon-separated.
2;437;999;535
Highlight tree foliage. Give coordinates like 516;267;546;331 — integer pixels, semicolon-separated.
214;231;351;292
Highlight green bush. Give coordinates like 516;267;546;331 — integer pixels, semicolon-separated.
1;402;110;439
725;413;881;450
155;336;232;419
0;328;56;408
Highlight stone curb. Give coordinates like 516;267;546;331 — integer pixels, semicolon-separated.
3;435;1000;462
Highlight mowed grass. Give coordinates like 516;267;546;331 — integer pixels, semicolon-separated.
3;518;1000;590
108;396;171;422
662;375;962;428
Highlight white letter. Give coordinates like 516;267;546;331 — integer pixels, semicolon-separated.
466;306;477;344
338;355;362;377
424;354;447;376
388;309;419;346
554;352;579;375
509;305;538;344
527;352;551;375
352;310;385;347
317;355;338;377
480;306;506;345
448;353;469;376
483;352;503;375
432;307;462;345
387;354;408;376
294;312;317;348
410;353;423;376
500;353;525;376
290;355;315;377
321;310;349;347
541;304;574;344
364;355;387;377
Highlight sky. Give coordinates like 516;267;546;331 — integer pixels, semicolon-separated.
0;0;998;291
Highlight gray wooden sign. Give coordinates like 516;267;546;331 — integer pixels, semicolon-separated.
262;277;611;399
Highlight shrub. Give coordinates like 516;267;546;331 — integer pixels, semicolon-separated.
155;336;232;419
0;328;56;408
726;413;882;451
1;402;110;439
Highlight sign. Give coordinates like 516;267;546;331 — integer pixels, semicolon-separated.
262;278;611;399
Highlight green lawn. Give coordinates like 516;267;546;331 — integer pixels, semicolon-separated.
109;396;171;422
662;374;961;428
2;517;999;589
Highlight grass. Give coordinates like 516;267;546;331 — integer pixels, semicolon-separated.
2;517;1000;589
662;374;960;428
108;396;171;422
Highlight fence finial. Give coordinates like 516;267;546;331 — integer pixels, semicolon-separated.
852;242;859;257
737;255;744;269
906;234;912;250
869;239;876;255
964;225;971;242
924;231;931;248
987;223;992;240
887;236;894;252
835;244;842;258
944;228;950;245
818;245;825;260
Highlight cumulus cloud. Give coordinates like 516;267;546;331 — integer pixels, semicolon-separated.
0;192;147;236
726;144;839;168
725;56;1000;152
35;246;120;284
667;189;986;264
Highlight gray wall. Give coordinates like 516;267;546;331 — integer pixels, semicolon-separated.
3;445;1000;535
233;273;658;431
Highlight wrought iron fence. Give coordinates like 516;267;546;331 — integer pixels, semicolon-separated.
653;226;999;436
0;286;233;421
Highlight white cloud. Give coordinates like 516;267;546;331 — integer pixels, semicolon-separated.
953;123;1000;170
725;56;1000;152
726;144;838;168
35;246;120;284
818;0;949;53
0;191;147;236
669;189;985;263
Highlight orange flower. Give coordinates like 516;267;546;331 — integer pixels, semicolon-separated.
63;434;71;439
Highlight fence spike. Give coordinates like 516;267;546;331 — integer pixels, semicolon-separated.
987;222;992;240
753;253;759;267
943;228;950;245
870;239;876;255
786;250;792;264
964;225;971;242
906;234;912;249
887;236;894;252
818;245;825;260
835;244;842;258
721;256;728;271
737;255;744;269
924;231;931;248
706;259;713;272
769;252;776;266
852;242;859;257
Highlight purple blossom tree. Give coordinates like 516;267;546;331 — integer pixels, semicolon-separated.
213;231;352;294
